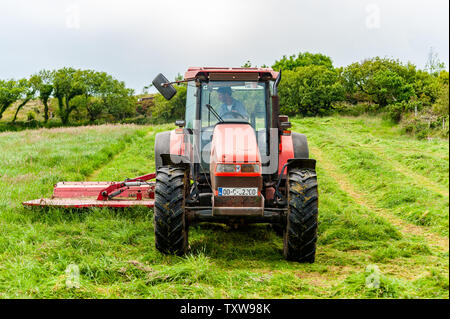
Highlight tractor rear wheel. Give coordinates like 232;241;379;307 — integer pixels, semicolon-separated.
154;166;189;255
283;168;319;263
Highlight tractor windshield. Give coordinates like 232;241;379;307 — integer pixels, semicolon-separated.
200;81;268;130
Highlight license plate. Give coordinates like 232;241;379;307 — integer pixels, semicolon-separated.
218;187;258;196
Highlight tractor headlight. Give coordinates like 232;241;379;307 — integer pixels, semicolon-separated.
216;164;236;173
216;164;260;173
241;164;260;173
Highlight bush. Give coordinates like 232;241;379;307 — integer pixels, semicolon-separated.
432;83;449;117
273;52;334;71
400;115;432;139
135;97;154;116
341;57;417;108
27;111;37;121
279;65;344;116
385;104;403;123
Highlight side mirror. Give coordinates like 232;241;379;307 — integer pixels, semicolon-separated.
152;73;177;100
175;120;185;128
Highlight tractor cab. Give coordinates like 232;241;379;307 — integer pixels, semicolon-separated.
153;68;279;174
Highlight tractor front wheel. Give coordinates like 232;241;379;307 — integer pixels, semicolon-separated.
154;166;189;255
283;168;319;263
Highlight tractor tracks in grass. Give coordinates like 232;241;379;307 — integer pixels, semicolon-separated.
310;146;449;252
86;128;150;181
320;124;449;198
87;151;122;181
362;145;448;197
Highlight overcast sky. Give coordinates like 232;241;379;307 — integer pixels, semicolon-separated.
0;0;448;93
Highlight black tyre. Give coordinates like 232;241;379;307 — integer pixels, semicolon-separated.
154;166;189;255
283;168;319;263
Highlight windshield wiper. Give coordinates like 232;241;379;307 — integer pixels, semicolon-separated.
205;104;224;123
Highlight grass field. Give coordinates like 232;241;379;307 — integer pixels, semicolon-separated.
0;116;448;298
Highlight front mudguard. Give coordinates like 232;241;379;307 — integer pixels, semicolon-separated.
155;129;191;169
154;131;171;169
287;158;316;170
292;132;309;159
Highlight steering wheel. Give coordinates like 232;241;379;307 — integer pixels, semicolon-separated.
221;111;247;120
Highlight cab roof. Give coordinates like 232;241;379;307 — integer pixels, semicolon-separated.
184;67;279;81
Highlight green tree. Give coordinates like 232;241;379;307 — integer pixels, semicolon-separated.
84;97;104;122
408;69;449;110
278;65;344;116
61;69;136;123
30;70;54;123
77;70;105;123
273;52;334;71
53;67;85;125
342;57;416;108
371;70;415;107
412;69;438;107
0;79;25;120
100;77;135;121
10;78;37;123
432;83;449;117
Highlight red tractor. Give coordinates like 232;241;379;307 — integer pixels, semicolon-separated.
24;67;319;262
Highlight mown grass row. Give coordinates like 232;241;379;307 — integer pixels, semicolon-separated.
88;124;173;181
0;125;149;209
0;117;448;298
292;116;449;236
317;116;449;190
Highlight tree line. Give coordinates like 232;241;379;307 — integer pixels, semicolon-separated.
1;52;448;138
0;68;135;125
274;52;449;137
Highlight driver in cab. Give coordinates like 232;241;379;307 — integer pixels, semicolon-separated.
217;87;249;120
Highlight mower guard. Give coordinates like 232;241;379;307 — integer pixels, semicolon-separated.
23;173;155;208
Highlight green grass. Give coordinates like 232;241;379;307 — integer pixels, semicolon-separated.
292;116;449;236
0;116;448;298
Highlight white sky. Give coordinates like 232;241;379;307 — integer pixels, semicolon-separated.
0;0;448;93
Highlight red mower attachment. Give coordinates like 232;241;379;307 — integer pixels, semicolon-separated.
23;173;155;208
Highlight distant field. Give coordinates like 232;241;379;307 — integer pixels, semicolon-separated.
0;116;448;298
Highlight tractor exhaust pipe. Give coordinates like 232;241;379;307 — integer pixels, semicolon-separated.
271;70;282;130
